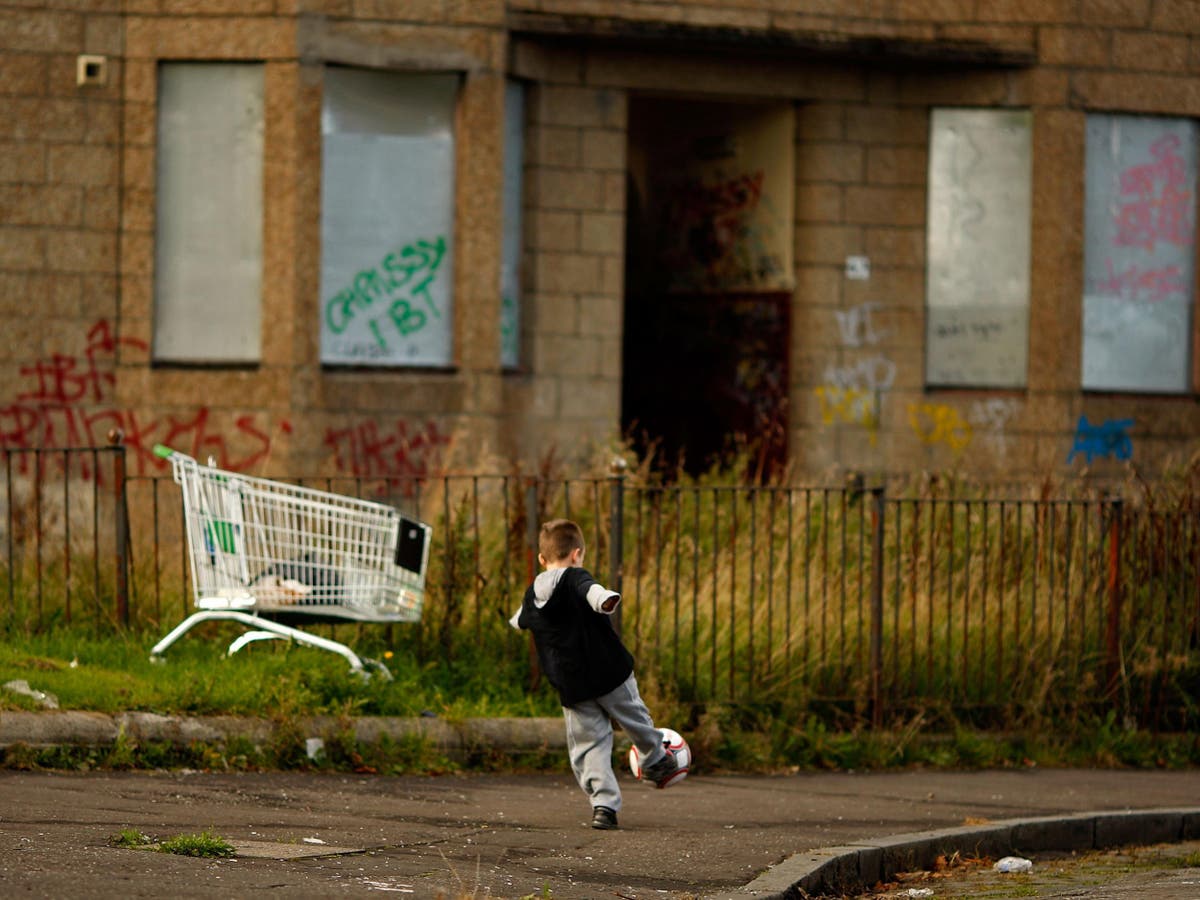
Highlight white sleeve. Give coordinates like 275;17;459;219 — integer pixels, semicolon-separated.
586;583;620;615
508;608;523;630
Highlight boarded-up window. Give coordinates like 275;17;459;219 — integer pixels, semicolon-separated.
925;108;1032;388
319;68;457;367
154;63;264;363
1083;114;1197;393
500;79;524;370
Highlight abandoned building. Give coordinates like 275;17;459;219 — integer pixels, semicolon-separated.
4;1;1200;483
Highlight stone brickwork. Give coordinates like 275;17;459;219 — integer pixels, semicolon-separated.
4;1;1200;483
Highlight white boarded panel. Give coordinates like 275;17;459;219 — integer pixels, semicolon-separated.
154;63;264;363
1082;114;1197;393
925;108;1031;388
319;68;457;367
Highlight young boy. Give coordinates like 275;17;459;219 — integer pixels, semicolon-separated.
510;518;677;830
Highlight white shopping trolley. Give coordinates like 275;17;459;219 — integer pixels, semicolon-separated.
149;445;432;680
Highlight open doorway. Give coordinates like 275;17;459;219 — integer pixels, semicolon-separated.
622;96;795;477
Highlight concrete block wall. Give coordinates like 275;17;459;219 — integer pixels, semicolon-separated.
6;0;1200;483
507;43;628;463
1;2;125;456
2;1;511;483
509;0;1200;481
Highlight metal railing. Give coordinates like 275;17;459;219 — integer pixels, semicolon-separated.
2;445;1197;727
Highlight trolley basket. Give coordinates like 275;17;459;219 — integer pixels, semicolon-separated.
149;445;431;679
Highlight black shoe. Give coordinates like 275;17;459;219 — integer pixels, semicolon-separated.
591;806;618;830
640;750;678;787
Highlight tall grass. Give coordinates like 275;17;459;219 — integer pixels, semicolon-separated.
2;449;1198;732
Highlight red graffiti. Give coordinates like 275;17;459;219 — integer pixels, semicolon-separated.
1115;135;1194;252
3;320;450;485
0;320;290;480
18;321;141;407
323;419;450;482
152;410;287;475
671;171;764;223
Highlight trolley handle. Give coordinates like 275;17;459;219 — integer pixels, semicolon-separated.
154;444;177;460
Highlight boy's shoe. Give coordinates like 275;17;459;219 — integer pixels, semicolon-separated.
640;750;678;787
591;806;618;830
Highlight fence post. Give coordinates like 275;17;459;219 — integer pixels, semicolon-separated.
608;457;627;635
869;486;885;729
1104;498;1124;701
109;429;129;628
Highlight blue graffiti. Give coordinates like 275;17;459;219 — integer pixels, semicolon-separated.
1067;416;1134;464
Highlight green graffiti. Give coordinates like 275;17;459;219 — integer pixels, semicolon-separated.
388;298;426;336
325;236;447;337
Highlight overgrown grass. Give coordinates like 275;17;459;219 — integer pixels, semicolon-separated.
1;449;1198;773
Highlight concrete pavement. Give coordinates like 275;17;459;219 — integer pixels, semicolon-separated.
2;711;1198;897
1;765;1198;898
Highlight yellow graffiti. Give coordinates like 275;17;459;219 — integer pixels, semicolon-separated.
815;386;878;444
908;401;972;452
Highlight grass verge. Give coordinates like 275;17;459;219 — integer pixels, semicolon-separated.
3;630;1199;776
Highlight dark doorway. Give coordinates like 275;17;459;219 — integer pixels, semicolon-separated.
622;291;789;476
622;97;793;478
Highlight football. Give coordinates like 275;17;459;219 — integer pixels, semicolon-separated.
628;727;691;788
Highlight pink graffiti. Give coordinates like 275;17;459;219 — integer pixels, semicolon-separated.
1115;135;1194;251
1093;257;1187;303
323;419;450;482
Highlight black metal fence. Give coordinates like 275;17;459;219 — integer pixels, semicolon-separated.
2;445;1197;727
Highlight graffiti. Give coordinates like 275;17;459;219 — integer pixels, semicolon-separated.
672;170;764;226
1091;257;1186;303
1115;135;1194;252
500;292;519;365
945;126;987;241
909;402;972;453
932;318;1007;341
663;170;783;290
813;357;894;443
815;386;877;432
968;398;1020;457
813;302;895;441
17;320;138;407
323;418;450;482
0;320;457;484
325;236;447;348
834;301;888;348
1067;415;1134;464
0;320;290;479
823;356;896;393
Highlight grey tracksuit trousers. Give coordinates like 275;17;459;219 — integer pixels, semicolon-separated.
562;673;668;813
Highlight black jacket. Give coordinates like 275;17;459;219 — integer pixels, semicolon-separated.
516;567;634;707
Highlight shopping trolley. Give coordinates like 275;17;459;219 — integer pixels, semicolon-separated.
149;445;432;680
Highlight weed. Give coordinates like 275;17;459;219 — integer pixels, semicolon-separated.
157;830;235;858
110;828;152;848
104;724;138;769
